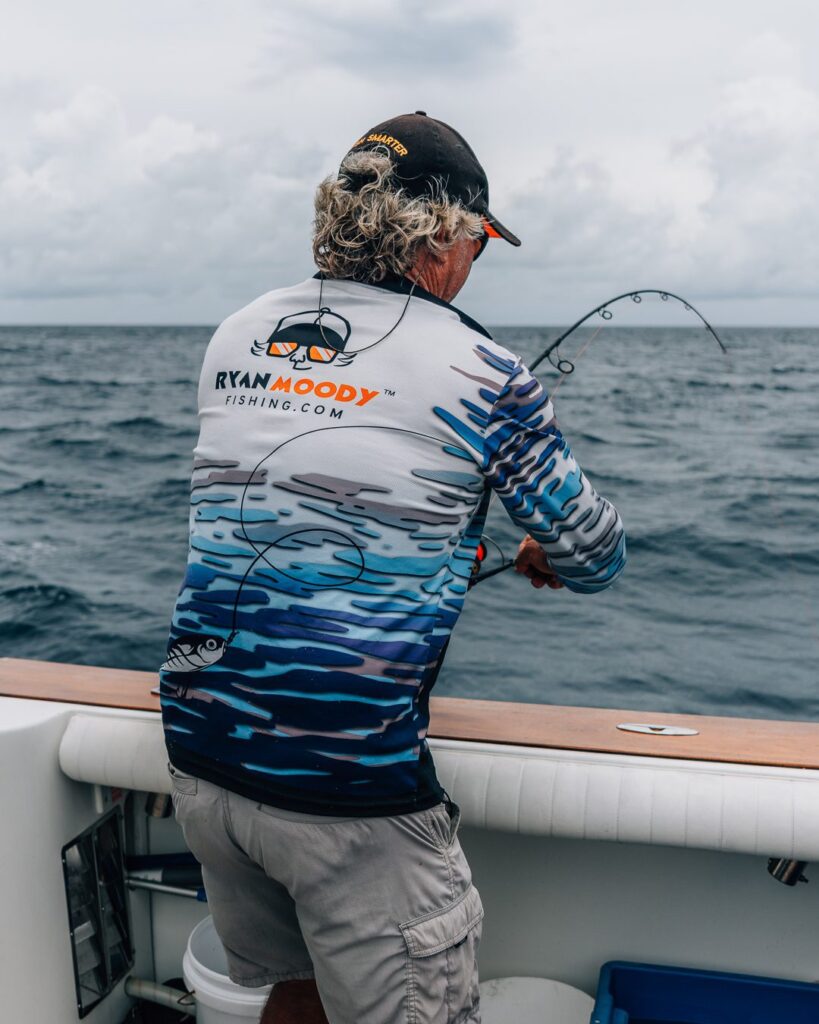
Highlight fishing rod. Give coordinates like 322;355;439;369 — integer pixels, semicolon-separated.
469;288;727;588
531;288;726;377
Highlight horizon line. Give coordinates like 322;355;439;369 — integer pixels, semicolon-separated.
1;321;818;330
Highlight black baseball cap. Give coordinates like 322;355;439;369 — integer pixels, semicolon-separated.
343;111;521;247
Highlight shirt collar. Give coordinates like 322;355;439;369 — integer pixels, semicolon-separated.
311;272;492;340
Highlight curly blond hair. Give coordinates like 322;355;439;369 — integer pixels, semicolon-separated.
312;150;484;283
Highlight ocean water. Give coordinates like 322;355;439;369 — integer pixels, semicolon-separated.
0;323;816;720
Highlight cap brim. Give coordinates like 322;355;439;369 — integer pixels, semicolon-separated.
485;212;521;247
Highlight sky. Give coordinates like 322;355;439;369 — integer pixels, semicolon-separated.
2;1;819;325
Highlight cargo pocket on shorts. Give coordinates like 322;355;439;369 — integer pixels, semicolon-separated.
401;883;483;1024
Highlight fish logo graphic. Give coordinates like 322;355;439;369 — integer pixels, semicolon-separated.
251;307;355;372
162;634;229;673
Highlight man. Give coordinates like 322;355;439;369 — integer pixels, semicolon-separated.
161;112;626;1024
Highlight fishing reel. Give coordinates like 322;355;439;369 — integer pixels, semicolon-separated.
468;541;488;589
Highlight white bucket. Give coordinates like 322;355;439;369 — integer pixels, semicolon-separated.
479;976;594;1023
182;919;592;1024
182;916;272;1024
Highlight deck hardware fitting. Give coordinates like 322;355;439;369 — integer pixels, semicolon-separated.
768;858;809;886
616;722;700;736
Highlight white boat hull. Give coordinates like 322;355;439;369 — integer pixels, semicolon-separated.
4;694;819;1022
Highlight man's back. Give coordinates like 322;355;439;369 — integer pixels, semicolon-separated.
161;273;625;815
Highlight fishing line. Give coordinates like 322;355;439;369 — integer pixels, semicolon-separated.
165;425;448;678
550;324;605;399
227;273;431;641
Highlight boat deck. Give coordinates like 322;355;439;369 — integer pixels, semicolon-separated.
2;656;818;769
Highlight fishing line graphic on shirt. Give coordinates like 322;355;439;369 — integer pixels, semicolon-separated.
160;423;480;680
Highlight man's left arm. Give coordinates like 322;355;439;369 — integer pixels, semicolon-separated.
481;360;626;595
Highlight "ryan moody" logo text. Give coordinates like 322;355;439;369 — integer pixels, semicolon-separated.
215;370;379;406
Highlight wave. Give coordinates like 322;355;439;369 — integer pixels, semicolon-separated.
0;582;89;608
627;527;819;574
0;478;46;497
105;416;194;440
108;415;180;430
0;585;92;642
0;582;165;667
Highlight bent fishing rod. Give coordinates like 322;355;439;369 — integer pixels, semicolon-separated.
470;288;727;587
531;288;725;376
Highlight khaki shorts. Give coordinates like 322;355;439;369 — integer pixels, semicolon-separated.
169;765;483;1024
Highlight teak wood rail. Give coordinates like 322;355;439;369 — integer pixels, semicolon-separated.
2;656;819;770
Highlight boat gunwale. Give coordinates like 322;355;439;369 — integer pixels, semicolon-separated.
2;656;818;770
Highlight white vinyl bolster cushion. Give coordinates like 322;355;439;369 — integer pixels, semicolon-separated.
59;712;172;796
58;712;819;860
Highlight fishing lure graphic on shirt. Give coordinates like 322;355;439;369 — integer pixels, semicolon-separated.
251;308;355;371
163;635;229;673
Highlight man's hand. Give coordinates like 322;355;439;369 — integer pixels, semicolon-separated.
514;536;565;590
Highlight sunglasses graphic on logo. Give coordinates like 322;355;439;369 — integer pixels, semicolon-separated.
251;308;354;371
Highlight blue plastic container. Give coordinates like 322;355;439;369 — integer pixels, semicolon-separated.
591;961;819;1024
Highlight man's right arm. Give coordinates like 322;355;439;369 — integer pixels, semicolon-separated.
481;360;626;594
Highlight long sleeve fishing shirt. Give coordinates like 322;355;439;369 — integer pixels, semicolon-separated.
161;274;626;815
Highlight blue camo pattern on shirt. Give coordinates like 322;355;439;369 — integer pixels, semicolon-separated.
161;444;487;800
160;286;624;805
436;346;626;594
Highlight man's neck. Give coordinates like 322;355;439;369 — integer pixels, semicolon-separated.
404;237;477;303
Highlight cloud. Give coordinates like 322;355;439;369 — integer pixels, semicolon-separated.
3;5;819;323
0;86;323;314
461;65;819;322
678;74;819;297
263;0;516;78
